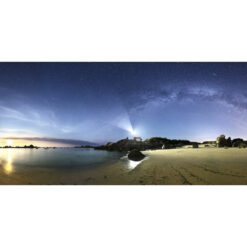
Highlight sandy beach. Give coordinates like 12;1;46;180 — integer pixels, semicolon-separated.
1;147;247;185
95;148;247;185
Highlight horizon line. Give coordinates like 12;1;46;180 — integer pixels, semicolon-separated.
1;137;99;146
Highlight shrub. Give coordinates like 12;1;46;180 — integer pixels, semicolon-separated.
232;138;244;147
216;135;227;147
226;137;232;147
239;142;247;148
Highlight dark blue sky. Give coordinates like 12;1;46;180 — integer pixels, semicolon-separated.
1;62;247;144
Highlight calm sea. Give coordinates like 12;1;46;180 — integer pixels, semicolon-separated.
0;148;126;174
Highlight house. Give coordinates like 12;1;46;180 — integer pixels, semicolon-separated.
133;137;142;142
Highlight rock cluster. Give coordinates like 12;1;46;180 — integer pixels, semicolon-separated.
95;138;152;151
95;137;199;152
192;143;199;148
128;149;145;161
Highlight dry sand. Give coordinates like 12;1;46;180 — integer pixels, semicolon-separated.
1;148;247;185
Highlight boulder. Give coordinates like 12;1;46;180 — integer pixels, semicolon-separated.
192;143;199;148
128;149;145;161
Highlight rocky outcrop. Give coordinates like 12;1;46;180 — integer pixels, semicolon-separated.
95;137;200;152
128;149;145;161
95;138;152;151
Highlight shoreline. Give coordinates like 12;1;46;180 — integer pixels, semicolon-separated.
1;148;247;185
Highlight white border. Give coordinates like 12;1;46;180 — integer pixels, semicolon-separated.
1;0;247;246
0;0;247;61
0;186;247;247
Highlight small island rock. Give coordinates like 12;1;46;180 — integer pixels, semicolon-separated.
128;149;145;161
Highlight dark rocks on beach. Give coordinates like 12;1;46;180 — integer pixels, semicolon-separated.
128;149;145;161
192;143;199;148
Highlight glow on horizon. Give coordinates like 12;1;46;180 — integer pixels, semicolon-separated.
0;139;75;147
6;139;13;146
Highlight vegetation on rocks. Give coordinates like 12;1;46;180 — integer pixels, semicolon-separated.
216;135;246;148
95;137;199;152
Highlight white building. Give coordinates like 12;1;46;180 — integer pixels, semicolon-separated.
133;137;142;142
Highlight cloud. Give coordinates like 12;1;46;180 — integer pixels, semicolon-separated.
0;99;85;137
0;128;40;137
0;106;28;121
0;104;57;127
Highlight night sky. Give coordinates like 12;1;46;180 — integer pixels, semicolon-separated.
0;62;247;144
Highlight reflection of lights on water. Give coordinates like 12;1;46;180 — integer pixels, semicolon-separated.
5;149;13;174
121;155;148;170
128;159;142;169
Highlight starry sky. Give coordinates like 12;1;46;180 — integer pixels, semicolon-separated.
0;62;247;145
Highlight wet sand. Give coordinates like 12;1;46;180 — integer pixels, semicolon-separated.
1;148;247;185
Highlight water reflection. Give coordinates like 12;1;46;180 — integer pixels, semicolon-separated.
128;160;143;169
5;149;13;174
121;154;147;169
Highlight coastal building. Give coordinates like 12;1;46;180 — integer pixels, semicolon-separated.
133;137;142;142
